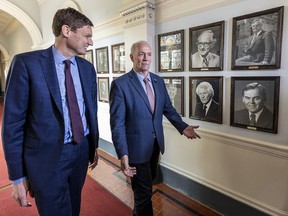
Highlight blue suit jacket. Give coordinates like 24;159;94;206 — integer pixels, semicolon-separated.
2;46;99;191
109;70;188;163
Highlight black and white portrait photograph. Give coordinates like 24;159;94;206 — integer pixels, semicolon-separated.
231;6;284;70
163;77;184;116
158;30;184;72
112;43;125;73
230;76;280;133
83;49;93;64
189;77;223;124
189;21;224;71
98;77;109;102
96;46;109;73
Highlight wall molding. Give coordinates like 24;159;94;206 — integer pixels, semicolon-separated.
160;160;287;216
163;121;288;159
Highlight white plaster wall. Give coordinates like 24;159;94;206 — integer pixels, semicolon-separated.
155;0;288;215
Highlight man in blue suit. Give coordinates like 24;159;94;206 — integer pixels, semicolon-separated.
109;41;201;216
2;8;99;216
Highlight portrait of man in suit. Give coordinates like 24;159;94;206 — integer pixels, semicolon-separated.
194;81;220;122
191;29;220;68
96;48;108;73
235;18;275;66
234;82;273;129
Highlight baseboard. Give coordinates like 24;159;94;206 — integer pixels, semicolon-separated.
98;138;268;216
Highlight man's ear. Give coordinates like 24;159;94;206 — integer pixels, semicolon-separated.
61;25;70;38
130;54;134;62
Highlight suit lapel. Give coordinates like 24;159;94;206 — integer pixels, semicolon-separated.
40;47;63;116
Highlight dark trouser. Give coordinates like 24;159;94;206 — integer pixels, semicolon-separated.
130;140;160;216
34;137;89;216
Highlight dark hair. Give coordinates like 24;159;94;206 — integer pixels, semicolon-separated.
52;7;93;37
242;82;267;102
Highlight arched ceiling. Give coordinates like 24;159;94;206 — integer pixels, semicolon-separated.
0;10;19;33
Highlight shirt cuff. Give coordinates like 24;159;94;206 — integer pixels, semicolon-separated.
13;177;27;185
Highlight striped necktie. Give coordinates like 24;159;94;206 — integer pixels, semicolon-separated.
143;77;155;112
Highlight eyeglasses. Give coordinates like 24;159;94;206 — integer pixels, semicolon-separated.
197;42;212;48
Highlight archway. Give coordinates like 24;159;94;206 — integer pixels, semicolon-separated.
0;0;42;49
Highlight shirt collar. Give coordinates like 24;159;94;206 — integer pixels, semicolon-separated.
52;45;76;65
134;70;152;82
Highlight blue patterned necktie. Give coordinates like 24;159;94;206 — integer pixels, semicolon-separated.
64;60;84;143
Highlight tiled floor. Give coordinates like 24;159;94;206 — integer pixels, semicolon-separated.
90;149;222;216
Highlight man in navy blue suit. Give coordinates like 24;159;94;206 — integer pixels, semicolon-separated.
2;8;99;216
109;40;201;216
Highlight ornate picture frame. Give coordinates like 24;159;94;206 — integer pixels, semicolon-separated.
189;21;224;71
111;43;126;73
158;30;184;72
98;77;109;102
230;76;280;133
231;6;284;70
189;76;223;124
162;77;184;116
96;46;109;74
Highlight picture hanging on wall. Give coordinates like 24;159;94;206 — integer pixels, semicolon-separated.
189;21;224;71
96;46;109;74
98;77;109;103
83;49;94;64
231;6;284;70
189;77;223;124
158;30;184;72
111;43;126;73
230;76;280;134
162;77;184;116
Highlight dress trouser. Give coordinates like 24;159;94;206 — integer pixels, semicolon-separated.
34;136;89;216
130;139;160;216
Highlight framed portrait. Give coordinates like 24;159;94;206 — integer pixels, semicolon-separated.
96;46;109;74
83;49;94;64
97;77;109;103
189;77;223;124
230;76;280;134
158;30;184;72
231;6;284;70
163;77;184;116
111;43;126;73
189;21;224;71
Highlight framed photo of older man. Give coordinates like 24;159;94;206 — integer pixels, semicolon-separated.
98;77;109;103
189;77;223;124
96;46;109;74
158;30;184;72
163;77;184;116
189;21;224;71
111;43;126;73
231;6;284;70
230;77;280;134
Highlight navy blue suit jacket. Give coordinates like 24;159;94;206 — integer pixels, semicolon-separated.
109;70;188;164
2;46;99;191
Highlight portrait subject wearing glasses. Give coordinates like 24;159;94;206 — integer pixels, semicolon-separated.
191;30;220;68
